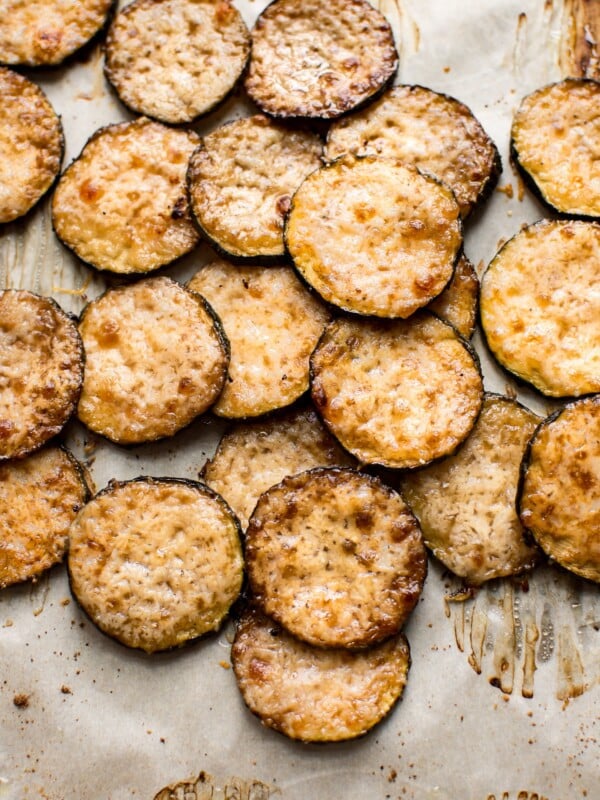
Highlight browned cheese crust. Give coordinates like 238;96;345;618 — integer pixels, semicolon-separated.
77;277;228;445
286;156;462;318
203;405;355;529
0;290;83;460
512;79;600;216
245;0;398;119
310;314;483;469
105;0;250;124
0;68;63;224
245;468;427;649
400;395;541;585
480;219;600;397
232;607;411;742
188;260;329;418
187;115;322;259
326;85;500;218
427;254;479;338
0;446;88;589
51;118;199;274
0;0;113;66
68;478;244;652
519;395;600;584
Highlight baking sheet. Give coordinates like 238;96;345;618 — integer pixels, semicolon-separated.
0;1;598;798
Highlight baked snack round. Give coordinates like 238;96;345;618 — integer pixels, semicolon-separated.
428;253;479;339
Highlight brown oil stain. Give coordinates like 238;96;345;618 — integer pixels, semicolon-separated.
153;771;279;800
560;0;600;78
486;793;551;800
376;0;420;71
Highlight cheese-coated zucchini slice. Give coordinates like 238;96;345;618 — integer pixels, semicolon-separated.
51;118;200;274
0;290;83;460
310;313;483;469
203;404;355;529
187;115;322;260
511;79;600;217
104;0;250;124
0;68;63;224
77;277;228;445
245;0;398;120
326;85;501;218
246;468;427;649
480;219;600;398
519;395;600;584
68;478;244;652
232;607;411;742
427;254;479;339
188;260;329;419
286;156;462;318
0;446;89;590
400;395;541;586
0;0;113;67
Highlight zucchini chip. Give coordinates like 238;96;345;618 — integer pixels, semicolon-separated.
427;254;479;339
68;478;244;652
286;156;462;318
77;277;228;445
51;118;200;274
244;0;398;120
310;313;483;469
480;219;600;398
511;79;600;217
0;0;113;67
519;396;600;584
203;404;355;529
188;260;329;419
326;85;501;218
104;0;250;124
400;395;541;586
0;446;89;590
187;115;322;260
0;290;83;461
232;607;411;742
0;68;63;224
245;468;427;649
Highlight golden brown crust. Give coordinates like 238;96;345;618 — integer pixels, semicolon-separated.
428;254;479;338
245;468;427;649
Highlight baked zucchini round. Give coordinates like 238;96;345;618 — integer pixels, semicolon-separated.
310;313;483;469
245;467;427;649
286;155;462;318
0;290;83;460
427;253;479;339
51;118;200;274
104;0;250;124
244;0;398;119
68;477;244;652
0;67;63;224
519;395;600;584
187;115;322;260
480;219;600;398
77;277;229;445
232;607;411;742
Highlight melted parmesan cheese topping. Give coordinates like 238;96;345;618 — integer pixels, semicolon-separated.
428;254;479;338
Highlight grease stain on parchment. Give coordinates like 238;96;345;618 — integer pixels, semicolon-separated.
560;0;600;78
486;793;551;800
375;0;420;72
509;2;563;90
153;771;279;800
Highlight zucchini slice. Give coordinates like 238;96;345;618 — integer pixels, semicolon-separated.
51;118;200;275
0;290;83;460
245;467;427;649
68;477;244;653
187;260;329;419
0;446;89;590
77;277;229;445
326;85;501;218
480;219;600;398
511;79;600;217
427;253;479;339
244;0;398;120
0;0;113;67
187;115;322;260
400;395;541;586
203;404;356;530
232;607;411;742
104;0;250;124
286;155;462;318
310;313;483;469
519;395;600;584
0;68;63;224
